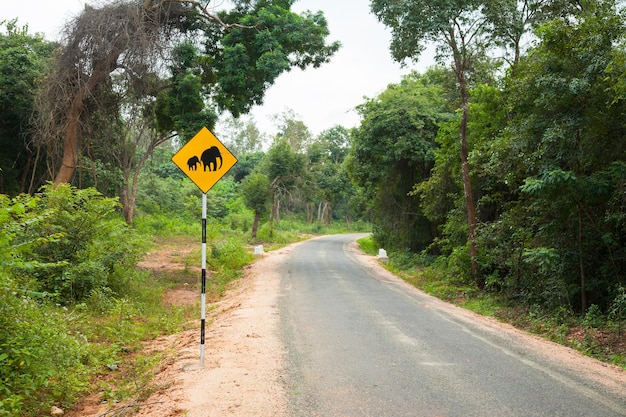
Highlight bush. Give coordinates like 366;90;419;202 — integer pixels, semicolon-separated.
0;185;194;416
19;184;146;304
210;237;253;271
357;235;378;256
0;279;90;415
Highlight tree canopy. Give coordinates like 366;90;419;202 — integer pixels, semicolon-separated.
33;0;339;196
0;21;54;194
363;0;626;315
348;70;452;251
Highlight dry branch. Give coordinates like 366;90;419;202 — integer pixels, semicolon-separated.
34;0;197;185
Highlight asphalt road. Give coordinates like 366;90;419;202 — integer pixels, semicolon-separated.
278;234;626;417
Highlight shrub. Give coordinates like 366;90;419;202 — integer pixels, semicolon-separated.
19;184;146;304
0;185;191;416
209;237;253;271
0;279;90;415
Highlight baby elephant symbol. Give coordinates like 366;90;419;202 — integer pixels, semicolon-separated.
201;146;222;172
187;156;200;171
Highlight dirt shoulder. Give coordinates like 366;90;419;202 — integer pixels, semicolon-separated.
130;244;291;417
71;241;295;417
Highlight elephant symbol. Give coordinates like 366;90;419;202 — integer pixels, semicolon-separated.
187;156;200;171
201;146;222;172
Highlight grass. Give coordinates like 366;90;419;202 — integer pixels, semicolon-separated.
356;235;378;256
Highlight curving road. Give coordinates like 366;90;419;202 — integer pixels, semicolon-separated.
278;234;626;417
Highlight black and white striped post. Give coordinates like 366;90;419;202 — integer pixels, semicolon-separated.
170;126;238;369
200;192;207;366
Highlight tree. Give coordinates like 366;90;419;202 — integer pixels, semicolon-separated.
483;0;554;68
241;172;271;239
348;70;451;251
218;114;266;156
315;125;350;164
263;138;305;234
114;41;217;223
371;0;491;286
305;126;352;225
273;109;313;152
34;0;339;199
497;0;626;313
0;21;54;194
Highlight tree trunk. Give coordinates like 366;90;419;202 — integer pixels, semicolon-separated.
319;201;330;225
251;211;260;239
460;107;480;287
121;141;153;224
578;206;587;315
121;170;139;225
317;201;323;225
52;55;119;186
455;55;481;289
269;189;275;237
306;202;313;223
325;202;332;225
53;105;82;185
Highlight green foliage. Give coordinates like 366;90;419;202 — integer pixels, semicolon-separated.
349;70;452;251
413;118;463;228
154;41;218;141
210;237;253;271
212;5;340;116
264;138;305;187
356;235;378;256
0;184;189;416
0;193;59;273
255;221;300;244
488;2;626;312
241;173;271;215
18;184;146;304
0;282;91;415
371;0;479;62
229;151;266;182
218;115;266;157
304;125;357;224
0;192;90;415
404;1;626;315
0;21;54;194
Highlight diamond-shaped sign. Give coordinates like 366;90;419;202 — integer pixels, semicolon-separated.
172;127;238;193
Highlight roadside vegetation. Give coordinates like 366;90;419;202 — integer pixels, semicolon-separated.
0;180;365;416
358;235;626;369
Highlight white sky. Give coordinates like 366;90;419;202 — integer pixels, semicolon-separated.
3;0;435;137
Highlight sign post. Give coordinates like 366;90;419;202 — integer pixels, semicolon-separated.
200;192;207;365
172;127;238;367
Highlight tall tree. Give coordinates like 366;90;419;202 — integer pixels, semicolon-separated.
305;125;351;225
500;0;626;313
34;0;339;190
263;138;304;234
273;109;313;152
483;0;551;68
371;0;490;286
218;114;266;156
348;70;451;251
0;21;54;194
241;172;271;238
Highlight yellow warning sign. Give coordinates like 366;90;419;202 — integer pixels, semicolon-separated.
172;127;238;193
